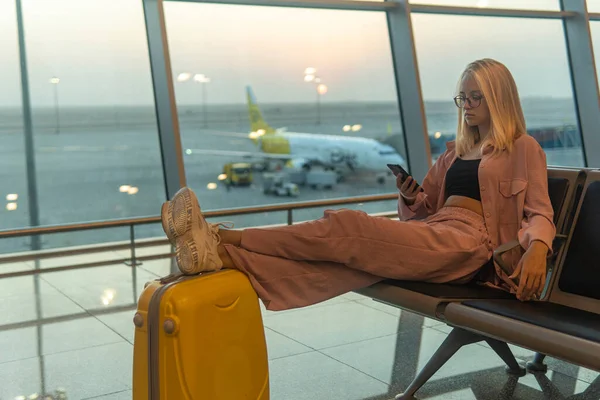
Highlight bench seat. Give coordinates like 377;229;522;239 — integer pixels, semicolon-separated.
355;280;512;322
445;300;600;372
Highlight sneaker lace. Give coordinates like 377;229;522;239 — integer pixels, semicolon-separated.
209;221;234;245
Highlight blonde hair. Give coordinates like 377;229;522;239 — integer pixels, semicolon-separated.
455;58;526;157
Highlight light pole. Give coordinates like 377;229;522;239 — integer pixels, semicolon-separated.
194;74;211;128
304;67;327;126
49;76;60;134
177;72;211;128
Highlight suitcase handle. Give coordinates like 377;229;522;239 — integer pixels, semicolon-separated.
159;273;184;284
158;272;203;285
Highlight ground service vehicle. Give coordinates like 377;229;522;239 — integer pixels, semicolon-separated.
262;173;299;197
223;162;253;186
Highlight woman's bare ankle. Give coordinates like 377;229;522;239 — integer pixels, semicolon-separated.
218;244;238;269
219;229;242;247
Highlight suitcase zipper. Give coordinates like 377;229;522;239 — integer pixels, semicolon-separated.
148;279;177;400
147;273;199;399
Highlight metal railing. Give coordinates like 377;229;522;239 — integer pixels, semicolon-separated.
0;192;399;279
409;4;576;19
0;192;399;332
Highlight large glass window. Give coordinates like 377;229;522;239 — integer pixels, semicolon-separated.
0;0;30;254
590;21;600;87
412;14;585;167
165;3;406;226
10;0;166;251
587;0;600;12
409;0;559;10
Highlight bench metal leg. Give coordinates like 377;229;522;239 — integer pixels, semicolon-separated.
394;328;483;400
484;339;526;377
395;327;526;400
526;352;548;373
532;371;566;399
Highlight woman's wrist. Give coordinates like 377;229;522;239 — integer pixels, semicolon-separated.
529;240;549;254
401;192;417;205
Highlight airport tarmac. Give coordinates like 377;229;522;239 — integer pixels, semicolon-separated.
0;124;401;253
0;101;585;253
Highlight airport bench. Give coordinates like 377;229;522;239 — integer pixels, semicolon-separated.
355;167;597;399
446;170;600;369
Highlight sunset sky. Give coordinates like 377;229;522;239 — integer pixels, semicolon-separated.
1;0;599;107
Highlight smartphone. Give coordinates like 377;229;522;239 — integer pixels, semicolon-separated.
387;164;409;179
387;164;421;190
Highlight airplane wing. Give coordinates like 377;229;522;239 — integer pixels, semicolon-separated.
200;130;251;139
184;148;293;161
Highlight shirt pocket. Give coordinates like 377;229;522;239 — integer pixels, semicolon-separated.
498;179;528;225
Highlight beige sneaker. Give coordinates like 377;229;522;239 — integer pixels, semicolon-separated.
160;187;225;275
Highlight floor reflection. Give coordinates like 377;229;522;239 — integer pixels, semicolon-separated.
0;252;598;400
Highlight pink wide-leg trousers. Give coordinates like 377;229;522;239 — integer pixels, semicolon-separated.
223;206;492;311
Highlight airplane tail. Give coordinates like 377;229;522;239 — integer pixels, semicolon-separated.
246;86;275;142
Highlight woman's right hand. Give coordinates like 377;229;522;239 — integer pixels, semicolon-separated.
398;175;420;205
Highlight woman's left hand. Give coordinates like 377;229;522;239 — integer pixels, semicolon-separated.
510;241;548;301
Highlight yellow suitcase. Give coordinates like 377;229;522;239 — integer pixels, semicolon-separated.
132;269;270;399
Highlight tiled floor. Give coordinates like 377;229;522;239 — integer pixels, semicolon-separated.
1;248;598;400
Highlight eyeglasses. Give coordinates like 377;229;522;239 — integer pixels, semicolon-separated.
454;95;484;109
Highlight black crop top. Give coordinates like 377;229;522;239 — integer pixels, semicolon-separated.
444;158;482;201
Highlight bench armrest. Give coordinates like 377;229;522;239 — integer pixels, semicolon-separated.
492;240;520;277
493;234;569;277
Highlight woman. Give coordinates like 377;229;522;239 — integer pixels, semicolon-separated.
161;58;555;310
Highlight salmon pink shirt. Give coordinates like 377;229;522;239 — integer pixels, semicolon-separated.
398;134;556;289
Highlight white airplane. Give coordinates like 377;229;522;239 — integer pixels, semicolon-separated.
185;86;407;182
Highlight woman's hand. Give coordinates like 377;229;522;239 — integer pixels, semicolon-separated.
398;175;420;205
510;241;548;301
